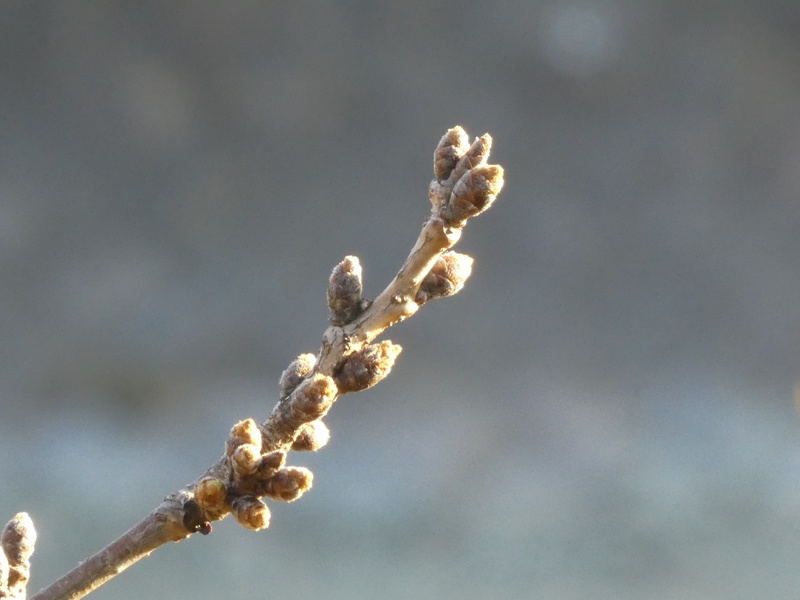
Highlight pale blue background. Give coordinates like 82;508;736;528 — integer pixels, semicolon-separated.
2;2;800;599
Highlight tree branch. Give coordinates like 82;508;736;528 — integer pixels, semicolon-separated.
6;126;504;600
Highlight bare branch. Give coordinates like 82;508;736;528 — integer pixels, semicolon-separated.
21;125;504;600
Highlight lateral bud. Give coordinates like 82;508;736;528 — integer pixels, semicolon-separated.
279;353;317;396
292;420;331;452
440;165;504;226
1;512;36;598
334;341;402;394
263;467;314;503
327;256;368;326
232;443;261;476
229;495;271;531
194;477;229;521
415;252;473;304
226;418;263;456
434;126;470;180
292;374;338;421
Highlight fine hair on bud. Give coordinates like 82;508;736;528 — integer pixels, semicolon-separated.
447;133;492;185
263;467;314;502
232;443;261;476
1;512;36;596
328;256;366;326
441;165;504;226
194;477;229;521
227;418;262;456
291;374;338;421
230;495;271;531
279;353;317;396
334;340;402;394
434;126;470;180
292;420;330;452
416;251;473;304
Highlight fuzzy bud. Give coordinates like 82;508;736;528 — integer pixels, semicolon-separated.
434;126;470;180
448;134;492;183
279;353;317;396
328;256;368;326
194;477;229;521
292;373;338;421
1;513;35;598
263;467;314;502
334;341;402;394
292;420;331;452
229;495;271;531
232;443;261;476
226;418;262;456
415;252;473;304
440;165;504;226
259;450;287;474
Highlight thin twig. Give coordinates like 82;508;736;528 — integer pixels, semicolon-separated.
15;126;504;600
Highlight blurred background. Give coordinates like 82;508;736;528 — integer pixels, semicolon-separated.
1;1;800;598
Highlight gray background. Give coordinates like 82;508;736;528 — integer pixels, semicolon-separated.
2;2;800;599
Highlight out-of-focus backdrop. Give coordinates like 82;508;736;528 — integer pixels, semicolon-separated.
2;2;800;598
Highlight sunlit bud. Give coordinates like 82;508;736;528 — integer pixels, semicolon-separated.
263;467;314;503
415;252;473;304
440;165;504;226
327;255;367;326
292;374;338;421
292;420;330;452
259;450;287;473
279;353;317;396
232;443;261;476
230;495;271;531
334;341;402;394
1;512;36;596
226;418;262;456
433;126;470;180
194;477;229;521
448;133;492;184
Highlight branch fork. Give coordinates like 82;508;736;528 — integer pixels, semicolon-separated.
8;125;504;600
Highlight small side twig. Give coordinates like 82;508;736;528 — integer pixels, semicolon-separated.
17;125;504;600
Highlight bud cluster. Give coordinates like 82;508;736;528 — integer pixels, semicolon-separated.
1;512;36;600
183;126;503;538
430;126;504;227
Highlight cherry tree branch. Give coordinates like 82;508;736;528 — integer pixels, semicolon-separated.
3;126;504;600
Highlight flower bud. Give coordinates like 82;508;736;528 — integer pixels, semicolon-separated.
448;133;492;183
194;477;229;521
226;418;262;456
415;252;473;304
292;420;330;452
232;443;261;476
440;165;504;226
263;467;314;502
279;353;317;396
433;126;470;180
292;374;338;421
1;512;36;596
334;341;402;394
230;495;271;531
328;256;368;326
